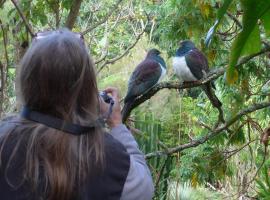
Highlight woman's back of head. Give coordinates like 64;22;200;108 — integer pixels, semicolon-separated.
0;29;105;200
19;29;99;120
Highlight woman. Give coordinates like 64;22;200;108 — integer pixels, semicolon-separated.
0;29;154;200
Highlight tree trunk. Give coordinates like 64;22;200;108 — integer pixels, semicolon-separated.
65;0;83;30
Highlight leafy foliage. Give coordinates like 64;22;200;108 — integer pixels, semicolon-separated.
256;167;270;199
0;0;270;199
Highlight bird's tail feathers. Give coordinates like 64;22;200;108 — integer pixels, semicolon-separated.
211;81;216;90
121;101;133;123
202;83;222;108
124;93;133;104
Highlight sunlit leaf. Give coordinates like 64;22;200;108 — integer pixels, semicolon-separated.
240;24;261;56
200;2;211;18
227;0;270;84
191;173;198;187
226;68;238;84
240;79;250;95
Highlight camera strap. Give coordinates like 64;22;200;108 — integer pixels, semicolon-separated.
102;99;115;120
20;106;105;135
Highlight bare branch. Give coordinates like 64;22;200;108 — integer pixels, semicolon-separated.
65;0;83;29
237;45;270;65
226;12;242;29
95;51;108;65
154;156;171;195
82;0;123;35
197;121;213;131
0;61;4;116
121;45;270;122
0;0;6;8
222;139;257;157
97;16;149;73
46;0;60;28
11;0;35;37
121;68;225;122
0;20;9;80
94;23;109;65
110;13;122;30
145;102;270;159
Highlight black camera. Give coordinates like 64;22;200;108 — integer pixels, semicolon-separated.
99;91;114;104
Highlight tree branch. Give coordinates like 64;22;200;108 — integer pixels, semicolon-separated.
65;0;83;29
0;61;4;116
97;25;147;73
121;45;270;122
97;15;150;73
0;20;9;81
82;0;123;35
0;0;5;8
11;0;34;37
121;68;225;122
226;12;242;29
145;102;270;159
46;0;60;28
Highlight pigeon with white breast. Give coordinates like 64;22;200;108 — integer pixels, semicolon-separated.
172;40;222;108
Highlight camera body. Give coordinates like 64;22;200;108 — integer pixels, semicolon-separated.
99;91;113;104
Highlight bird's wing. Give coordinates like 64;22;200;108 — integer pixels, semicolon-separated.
125;59;162;103
185;49;209;80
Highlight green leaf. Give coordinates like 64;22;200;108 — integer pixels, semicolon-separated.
227;0;270;84
205;0;234;46
240;24;261;56
256;179;268;192
264;169;270;189
261;11;270;36
39;15;48;26
228;127;246;145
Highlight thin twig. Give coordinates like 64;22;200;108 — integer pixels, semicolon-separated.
122;68;225;122
82;0;123;35
121;45;270;122
145;102;270;159
226;12;242;29
97;14;149;73
65;0;83;29
11;0;35;37
0;0;6;8
0;20;9;81
245;146;267;190
0;61;5;117
154;156;171;195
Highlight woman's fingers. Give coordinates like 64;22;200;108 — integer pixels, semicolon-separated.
102;87;122;128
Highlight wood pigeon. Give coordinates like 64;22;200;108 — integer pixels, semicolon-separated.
122;48;166;121
124;48;166;103
172;40;222;108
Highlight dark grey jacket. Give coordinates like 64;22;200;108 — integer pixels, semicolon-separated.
0;117;154;200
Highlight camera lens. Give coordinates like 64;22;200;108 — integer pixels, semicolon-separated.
99;92;112;104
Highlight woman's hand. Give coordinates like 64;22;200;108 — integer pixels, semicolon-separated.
100;87;122;128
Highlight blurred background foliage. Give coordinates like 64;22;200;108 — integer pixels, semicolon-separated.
1;0;270;199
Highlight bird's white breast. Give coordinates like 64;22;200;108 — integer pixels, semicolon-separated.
172;56;197;82
158;64;166;83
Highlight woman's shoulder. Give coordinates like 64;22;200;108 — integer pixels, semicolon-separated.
0;115;21;135
103;132;130;171
104;133;129;160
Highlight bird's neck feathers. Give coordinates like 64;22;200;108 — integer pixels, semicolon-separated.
147;54;166;69
176;46;195;57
